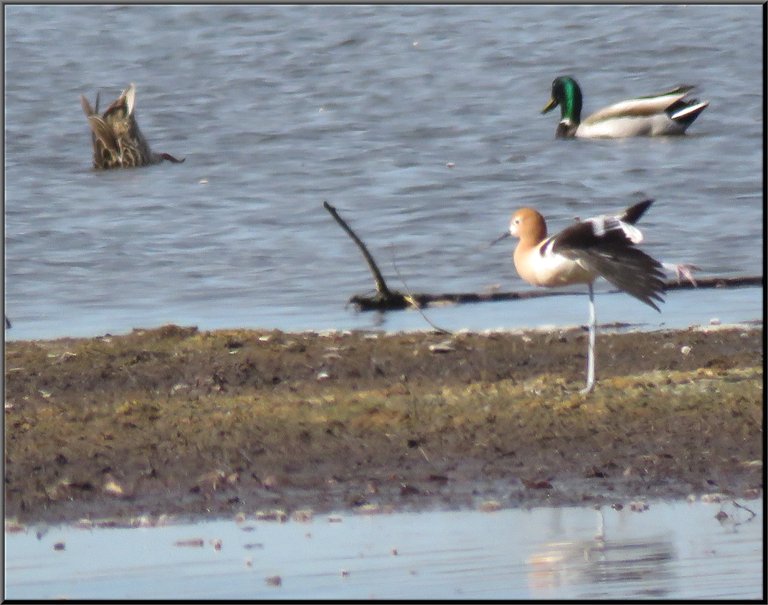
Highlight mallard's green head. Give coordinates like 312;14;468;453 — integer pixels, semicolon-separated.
542;76;583;124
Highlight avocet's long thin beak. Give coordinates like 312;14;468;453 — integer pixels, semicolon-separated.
489;231;510;247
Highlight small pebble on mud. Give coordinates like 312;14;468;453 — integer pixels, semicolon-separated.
355;503;394;515
262;475;279;489
479;500;502;512
255;509;288;523
103;478;125;497
292;509;314;523
428;340;455;353
174;538;204;548
5;520;26;533
701;493;728;503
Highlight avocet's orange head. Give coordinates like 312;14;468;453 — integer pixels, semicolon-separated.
509;207;547;245
490;207;549;248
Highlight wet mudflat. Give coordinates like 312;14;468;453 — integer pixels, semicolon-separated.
4;323;763;524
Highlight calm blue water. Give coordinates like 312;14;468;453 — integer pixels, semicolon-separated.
4;5;763;341
5;499;763;600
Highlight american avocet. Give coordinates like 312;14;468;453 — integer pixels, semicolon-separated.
542;76;709;138
81;83;184;169
493;199;667;393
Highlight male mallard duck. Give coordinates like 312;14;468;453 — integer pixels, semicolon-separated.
542;76;709;138
81;83;184;169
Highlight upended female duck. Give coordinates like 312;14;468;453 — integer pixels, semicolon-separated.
542;76;709;138
81;83;184;169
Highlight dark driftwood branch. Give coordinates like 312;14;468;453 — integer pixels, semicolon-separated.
662;275;763;291
324;201;409;308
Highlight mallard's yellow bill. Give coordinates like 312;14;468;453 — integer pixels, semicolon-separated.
541;97;558;114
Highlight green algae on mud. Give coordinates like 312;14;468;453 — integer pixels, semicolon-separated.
4;324;763;523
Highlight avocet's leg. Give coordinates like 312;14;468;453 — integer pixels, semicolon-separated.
581;282;596;394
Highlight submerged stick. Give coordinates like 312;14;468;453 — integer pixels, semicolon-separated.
348;275;763;312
